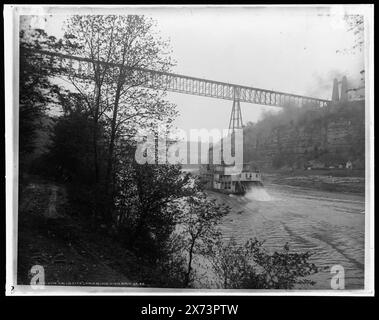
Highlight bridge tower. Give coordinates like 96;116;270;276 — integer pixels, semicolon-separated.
332;78;340;103
228;87;243;132
340;76;348;102
331;76;349;104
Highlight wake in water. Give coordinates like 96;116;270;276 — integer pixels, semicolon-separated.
244;186;274;201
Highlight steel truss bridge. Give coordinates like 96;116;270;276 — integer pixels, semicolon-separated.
23;48;331;130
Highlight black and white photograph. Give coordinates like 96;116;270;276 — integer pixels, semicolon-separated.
5;5;374;296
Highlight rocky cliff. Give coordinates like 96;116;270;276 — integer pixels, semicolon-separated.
243;100;365;170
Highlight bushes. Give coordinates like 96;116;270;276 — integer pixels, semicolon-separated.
49;113;100;185
210;238;318;289
173;193;230;287
151;194;319;289
114;163;195;256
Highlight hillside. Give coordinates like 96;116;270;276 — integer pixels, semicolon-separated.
243;100;365;171
17;176;157;287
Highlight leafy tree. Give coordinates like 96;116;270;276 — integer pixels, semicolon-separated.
174;193;230;287
61;15;118;183
337;15;364;55
142;232;189;288
115;162;196;258
61;15;177;222
19;27;59;174
49;112;97;184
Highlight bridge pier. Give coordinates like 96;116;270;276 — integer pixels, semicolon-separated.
228;87;243;132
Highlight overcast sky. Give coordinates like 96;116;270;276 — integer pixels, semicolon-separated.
22;6;364;133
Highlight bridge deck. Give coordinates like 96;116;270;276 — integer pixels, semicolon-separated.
22;47;330;108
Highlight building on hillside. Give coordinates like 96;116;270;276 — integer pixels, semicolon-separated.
346;160;353;170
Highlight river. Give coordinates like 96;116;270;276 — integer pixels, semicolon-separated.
206;184;365;290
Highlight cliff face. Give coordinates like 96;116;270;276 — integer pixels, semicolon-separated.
243;101;365;170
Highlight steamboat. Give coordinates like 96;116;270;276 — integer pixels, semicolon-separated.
200;163;263;195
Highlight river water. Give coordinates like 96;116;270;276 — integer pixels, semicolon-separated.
206;184;365;289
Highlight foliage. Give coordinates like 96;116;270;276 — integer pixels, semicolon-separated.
145;232;189;288
337;15;364;55
173;193;230;287
114;162;197;259
49;114;94;183
19;28;59;162
59;15;178;222
210;238;318;289
243;101;365;169
62;15;177;175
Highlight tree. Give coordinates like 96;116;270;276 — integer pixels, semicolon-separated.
57;15;118;184
175;193;230;287
61;15;177;222
19;22;67;184
49;109;97;184
115;163;196;256
337;14;364;55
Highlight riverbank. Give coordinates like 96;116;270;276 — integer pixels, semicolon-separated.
17;177;154;287
262;169;365;195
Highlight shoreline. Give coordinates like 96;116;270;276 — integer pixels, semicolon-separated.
262;170;365;195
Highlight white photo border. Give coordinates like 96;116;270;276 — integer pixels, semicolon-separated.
5;4;375;296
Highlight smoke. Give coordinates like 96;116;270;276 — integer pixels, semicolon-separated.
306;69;363;99
244;186;273;202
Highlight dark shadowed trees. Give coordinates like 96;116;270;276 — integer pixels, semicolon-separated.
61;15;177;223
